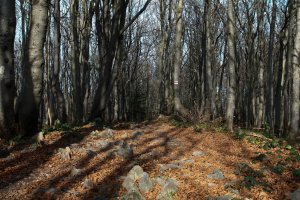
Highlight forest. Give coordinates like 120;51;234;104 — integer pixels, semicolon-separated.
0;0;300;199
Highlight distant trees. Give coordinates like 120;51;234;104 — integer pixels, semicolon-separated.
0;0;298;139
0;0;16;137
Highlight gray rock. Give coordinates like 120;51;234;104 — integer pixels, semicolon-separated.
139;172;153;192
156;177;167;186
290;189;300;200
208;183;217;188
70;167;82;176
159;164;182;173
216;195;234;200
95;141;111;149
91;129;113;139
224;181;238;189
192;151;206;157
117;141;133;159
45;188;58;194
228;188;240;195
121;189;145;200
132;132;144;138
179;159;195;164
157;179;178;200
207;169;225;180
58;147;71;160
128;165;144;181
83;179;94;189
122;176;138;192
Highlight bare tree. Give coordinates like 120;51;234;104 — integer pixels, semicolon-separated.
0;0;16;137
290;0;300;140
226;0;236;131
18;0;49;135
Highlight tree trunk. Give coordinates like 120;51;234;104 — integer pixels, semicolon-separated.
226;0;236;132
0;0;16;138
173;0;189;117
266;0;276;132
18;0;49;135
290;0;300;140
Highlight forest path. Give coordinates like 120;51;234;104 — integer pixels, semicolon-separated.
0;117;299;200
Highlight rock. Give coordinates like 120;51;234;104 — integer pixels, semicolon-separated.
156;177;167;186
224;181;238;189
192;151;206;157
121;189;145;200
159;164;182;173
117;141;133;159
70;167;82;176
207;169;225;180
83;179;94;189
58;147;71;160
208;183;217;188
95;141;111;149
216;195;234;200
132;132;144;138
139;172;153;192
179;159;194;164
122;176;138;192
228;188;240;195
157;179;178;200
91;129;113;139
45;188;58;194
128;165;144;181
290;189;300;200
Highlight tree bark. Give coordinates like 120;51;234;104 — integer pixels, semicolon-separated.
18;0;49;135
226;0;236;132
0;0;16;137
290;0;300;140
173;0;189;117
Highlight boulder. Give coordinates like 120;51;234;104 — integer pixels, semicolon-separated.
70;167;82;176
127;165;144;181
159;164;182;173
122;176;138;192
117;141;133;159
120;189;145;200
157;179;178;200
290;189;300;200
207;169;225;180
139;172;153;192
192;151;206;157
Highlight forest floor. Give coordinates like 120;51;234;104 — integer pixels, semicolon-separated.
0;116;299;200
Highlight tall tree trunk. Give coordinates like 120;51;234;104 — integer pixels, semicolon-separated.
266;0;276;132
52;0;66;123
204;0;217;118
173;0;189;117
0;0;16;138
18;0;49;135
70;0;81;124
290;0;300;140
226;0;236;132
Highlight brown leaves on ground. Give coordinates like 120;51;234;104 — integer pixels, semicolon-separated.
0;119;299;200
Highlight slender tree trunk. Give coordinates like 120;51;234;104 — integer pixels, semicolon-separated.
226;0;236;132
173;0;189;117
290;0;300;140
70;0;81;124
18;0;49;135
0;0;16;138
266;0;276;132
205;0;217;118
52;0;66;123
